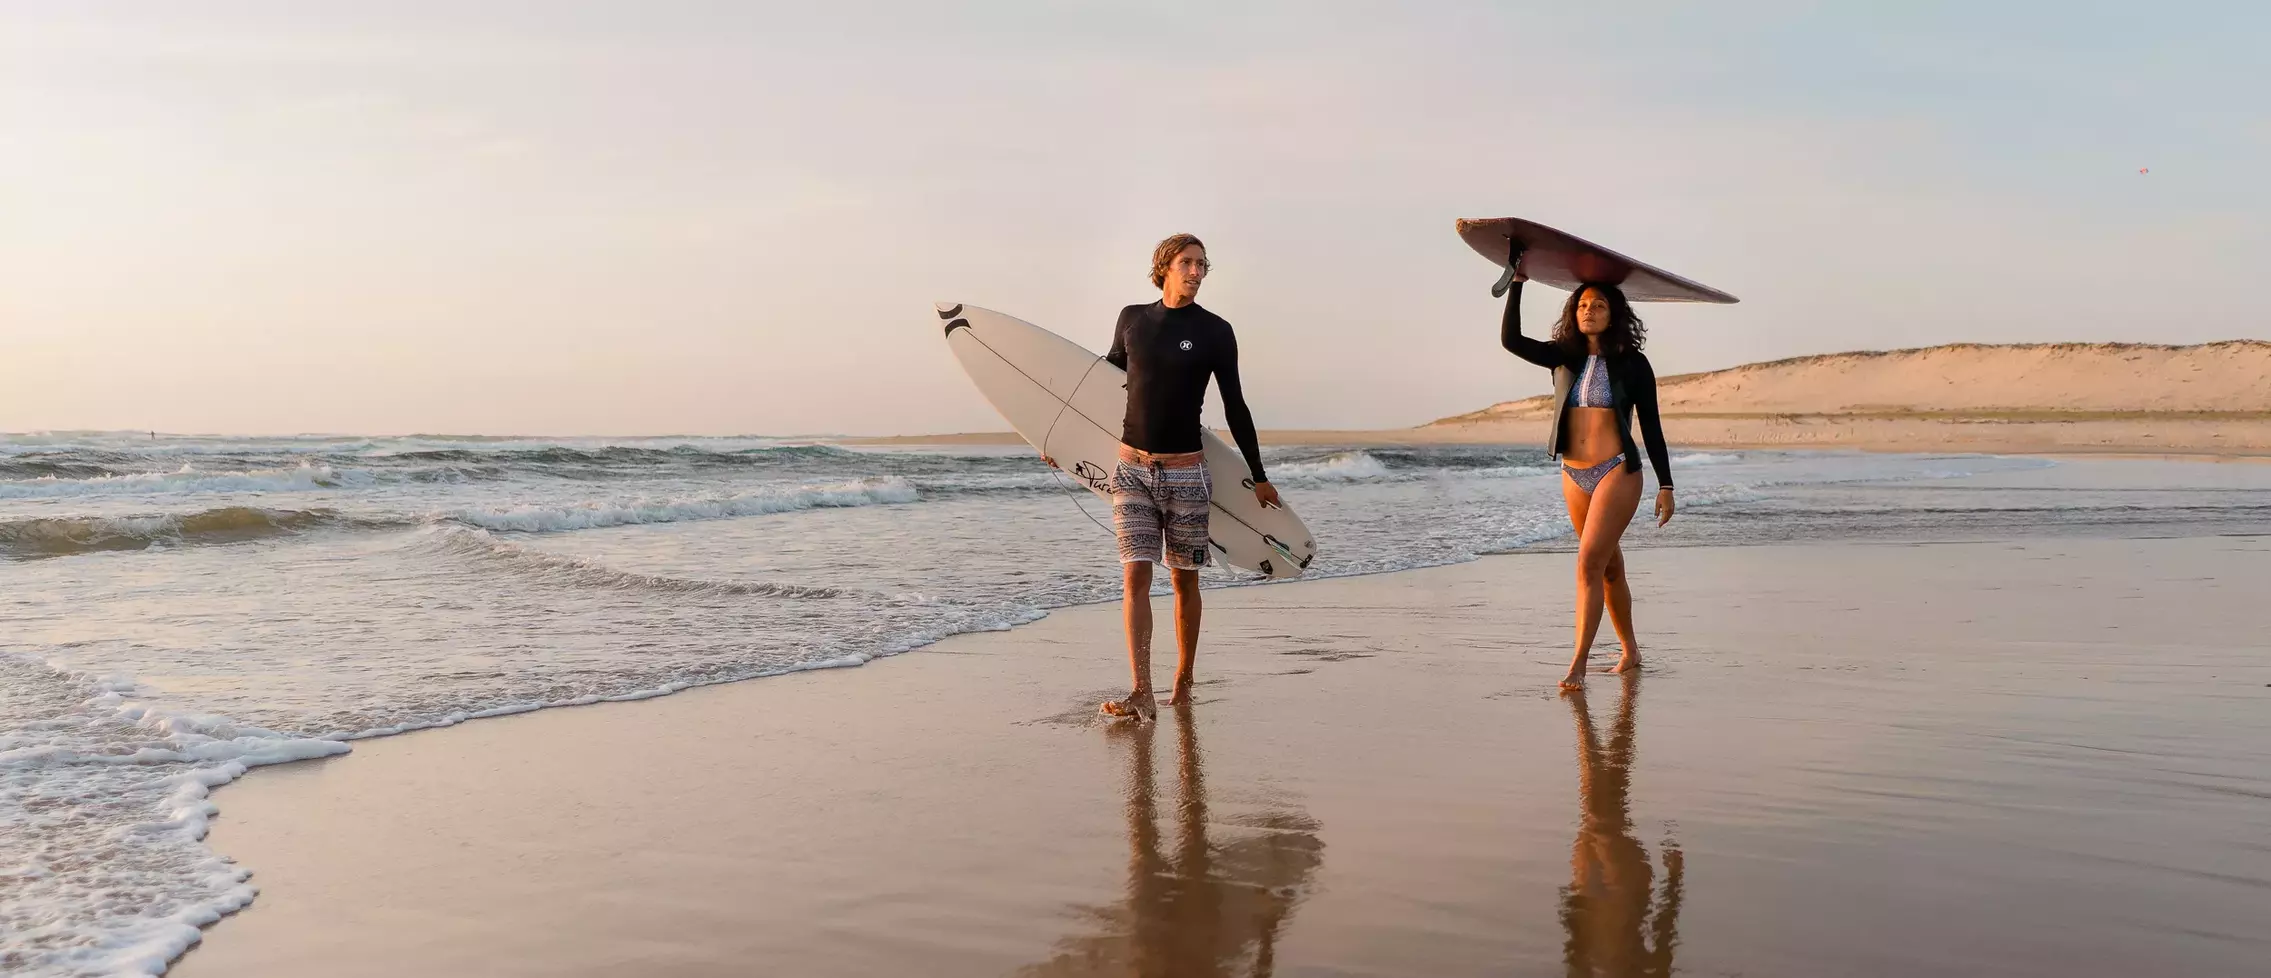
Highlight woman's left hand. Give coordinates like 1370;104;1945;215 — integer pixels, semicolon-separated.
1655;488;1676;526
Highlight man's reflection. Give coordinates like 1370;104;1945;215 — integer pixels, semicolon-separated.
1022;708;1324;977
1561;672;1683;977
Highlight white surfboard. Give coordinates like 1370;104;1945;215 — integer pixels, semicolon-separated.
937;302;1318;579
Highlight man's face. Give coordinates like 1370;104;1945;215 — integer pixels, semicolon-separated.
1167;245;1209;296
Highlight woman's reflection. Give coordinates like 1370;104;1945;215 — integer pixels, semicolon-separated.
1561;672;1683;977
1022;707;1324;977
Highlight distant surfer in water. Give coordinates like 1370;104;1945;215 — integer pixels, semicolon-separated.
1497;254;1676;689
1047;234;1277;720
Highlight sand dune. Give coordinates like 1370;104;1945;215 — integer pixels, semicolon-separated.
1434;340;2271;423
1420;340;2271;457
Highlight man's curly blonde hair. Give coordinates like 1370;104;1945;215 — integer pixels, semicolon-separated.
1149;234;1209;289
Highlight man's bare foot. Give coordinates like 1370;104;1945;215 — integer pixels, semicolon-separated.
1559;657;1588;690
1101;690;1157;721
1164;677;1194;706
1611;653;1642;674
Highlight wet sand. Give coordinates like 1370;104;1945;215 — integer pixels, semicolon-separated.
176;536;2271;977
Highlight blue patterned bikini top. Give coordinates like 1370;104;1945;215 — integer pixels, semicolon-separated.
1566;355;1613;408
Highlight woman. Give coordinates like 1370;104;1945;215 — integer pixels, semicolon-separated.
1499;255;1675;688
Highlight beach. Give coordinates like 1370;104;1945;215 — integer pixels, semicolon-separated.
173;534;2271;977
13;4;2271;975
855;340;2271;458
7;438;2271;977
1434;340;2271;458
852;417;2271;457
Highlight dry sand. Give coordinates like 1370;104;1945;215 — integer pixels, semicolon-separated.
1447;340;2271;419
862;341;2271;456
176;536;2271;978
1435;340;2271;456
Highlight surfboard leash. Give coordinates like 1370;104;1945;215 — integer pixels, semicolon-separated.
956;324;1117;540
957;327;1298;576
1041;355;1116;538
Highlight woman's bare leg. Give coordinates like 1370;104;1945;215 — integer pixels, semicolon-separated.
1563;466;1643;689
1604;546;1640;672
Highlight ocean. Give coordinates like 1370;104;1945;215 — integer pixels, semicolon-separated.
4;431;2270;976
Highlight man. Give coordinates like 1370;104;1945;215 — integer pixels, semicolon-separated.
1054;234;1278;721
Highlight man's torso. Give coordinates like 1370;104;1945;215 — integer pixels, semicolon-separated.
1118;302;1231;455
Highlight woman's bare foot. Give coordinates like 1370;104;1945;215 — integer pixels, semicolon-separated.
1560;657;1588;690
1611;652;1642;674
1101;690;1157;721
1164;676;1194;706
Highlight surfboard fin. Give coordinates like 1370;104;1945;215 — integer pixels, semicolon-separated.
1491;242;1527;298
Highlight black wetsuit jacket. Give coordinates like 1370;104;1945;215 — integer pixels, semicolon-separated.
1106;301;1268;483
1499;282;1674;488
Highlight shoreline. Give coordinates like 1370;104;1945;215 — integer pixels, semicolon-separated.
844;415;2271;459
25;449;2261;976
174;534;2271;977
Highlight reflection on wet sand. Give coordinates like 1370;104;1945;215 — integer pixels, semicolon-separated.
1561;673;1683;977
1021;708;1325;978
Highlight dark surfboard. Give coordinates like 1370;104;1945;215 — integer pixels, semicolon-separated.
1456;217;1738;304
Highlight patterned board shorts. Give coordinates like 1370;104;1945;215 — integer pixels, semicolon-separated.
1111;446;1212;570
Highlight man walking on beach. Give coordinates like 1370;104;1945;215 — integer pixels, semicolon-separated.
1050;234;1278;721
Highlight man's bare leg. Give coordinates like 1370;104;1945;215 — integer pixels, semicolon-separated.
1165;567;1202;706
1103;560;1158;720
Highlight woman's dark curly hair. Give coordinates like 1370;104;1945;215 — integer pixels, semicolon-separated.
1551;283;1647;358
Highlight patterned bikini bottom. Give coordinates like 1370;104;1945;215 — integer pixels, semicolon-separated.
1561;454;1627;495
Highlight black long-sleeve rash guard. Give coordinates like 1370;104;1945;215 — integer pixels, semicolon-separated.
1104;300;1268;483
1498;281;1674;489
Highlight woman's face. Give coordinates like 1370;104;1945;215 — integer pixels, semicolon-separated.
1577;288;1613;336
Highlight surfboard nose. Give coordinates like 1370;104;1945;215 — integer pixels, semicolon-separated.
934;302;969;336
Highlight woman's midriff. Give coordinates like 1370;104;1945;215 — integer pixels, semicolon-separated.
1563;407;1623;467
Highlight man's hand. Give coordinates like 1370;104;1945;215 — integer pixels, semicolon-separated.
1654;488;1675;526
1254;480;1281;509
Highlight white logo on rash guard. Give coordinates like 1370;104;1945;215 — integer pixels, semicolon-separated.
1179;340;1194;351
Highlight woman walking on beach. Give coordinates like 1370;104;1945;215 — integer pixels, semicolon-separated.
1498;254;1676;688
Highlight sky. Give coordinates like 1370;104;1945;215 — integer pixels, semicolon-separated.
2;1;2264;436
